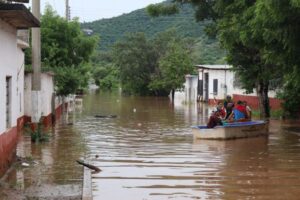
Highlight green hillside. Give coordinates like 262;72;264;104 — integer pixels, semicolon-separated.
82;1;226;64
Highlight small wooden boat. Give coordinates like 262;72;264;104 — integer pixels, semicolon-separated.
192;120;269;140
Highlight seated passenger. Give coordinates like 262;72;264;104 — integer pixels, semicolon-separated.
228;100;248;121
207;102;226;128
243;101;252;120
224;95;234;120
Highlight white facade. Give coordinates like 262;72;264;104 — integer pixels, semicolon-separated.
174;75;198;104
24;73;56;118
197;65;276;101
197;65;232;101
0;19;25;134
185;75;198;103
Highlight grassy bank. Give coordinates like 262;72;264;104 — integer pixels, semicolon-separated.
252;109;284;120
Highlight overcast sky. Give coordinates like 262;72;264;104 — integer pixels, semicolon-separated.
40;0;165;22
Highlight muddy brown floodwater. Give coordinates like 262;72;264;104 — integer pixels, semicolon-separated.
0;115;86;199
2;90;300;200
74;91;300;200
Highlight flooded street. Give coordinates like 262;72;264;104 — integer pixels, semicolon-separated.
75;91;300;200
1;118;86;199
2;91;300;200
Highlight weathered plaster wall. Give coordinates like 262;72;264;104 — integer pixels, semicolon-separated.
0;19;24;134
0;19;25;177
24;73;55;119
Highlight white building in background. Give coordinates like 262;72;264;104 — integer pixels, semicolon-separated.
175;65;281;110
184;75;198;103
196;64;278;101
173;75;198;105
197;65;233;102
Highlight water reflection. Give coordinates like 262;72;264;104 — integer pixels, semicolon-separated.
76;91;300;200
3;113;86;197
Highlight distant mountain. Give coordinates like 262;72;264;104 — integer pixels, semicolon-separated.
81;1;225;64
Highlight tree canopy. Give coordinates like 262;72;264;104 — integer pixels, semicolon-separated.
113;32;157;95
40;6;98;96
81;1;225;64
112;30;194;97
148;0;300;118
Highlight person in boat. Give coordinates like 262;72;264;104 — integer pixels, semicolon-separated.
224;95;234;120
227;100;248;121
207;101;226;128
243;101;252;120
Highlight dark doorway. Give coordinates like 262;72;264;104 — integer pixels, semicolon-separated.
204;73;209;102
198;79;203;97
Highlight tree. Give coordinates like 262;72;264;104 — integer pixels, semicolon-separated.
149;28;194;98
147;1;279;119
92;63;119;90
150;41;193;100
112;32;157;95
253;0;300;117
112;29;195;97
90;50;120;90
40;5;98;95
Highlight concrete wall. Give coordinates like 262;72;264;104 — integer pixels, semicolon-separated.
174;75;198;104
185;75;198;103
0;19;25;134
41;73;54;116
0;19;25;176
24;73;55;119
24;73;73;127
232;94;282;110
24;73;32;117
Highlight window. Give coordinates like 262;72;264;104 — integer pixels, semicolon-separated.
6;76;11;129
213;79;218;95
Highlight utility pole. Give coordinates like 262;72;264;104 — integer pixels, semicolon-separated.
31;0;41;123
66;0;70;21
32;0;41;91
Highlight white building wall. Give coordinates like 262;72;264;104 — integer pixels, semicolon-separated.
41;74;54;116
203;69;231;100
174;75;198;104
0;19;25;134
24;73;55;118
185;75;198;103
199;66;277;101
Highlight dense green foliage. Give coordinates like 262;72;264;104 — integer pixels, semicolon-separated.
149;29;194;96
113;33;157;95
82;1;226;94
90;51;119;90
82;2;204;50
277;73;300;118
41;6;98;95
150;0;300;118
253;0;300;117
38;6;98;96
81;1;225;64
92;63;119;90
112;30;194;96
